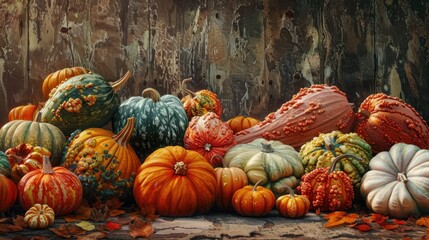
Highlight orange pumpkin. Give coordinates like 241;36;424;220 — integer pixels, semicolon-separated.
214;165;248;212
227;116;260;134
5;143;51;183
133;146;216;217
232;179;275;217
24;203;55;229
8;103;44;121
276;186;310;218
42;66;90;98
18;156;83;216
0;173;17;213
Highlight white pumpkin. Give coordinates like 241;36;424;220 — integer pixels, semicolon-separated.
360;143;429;218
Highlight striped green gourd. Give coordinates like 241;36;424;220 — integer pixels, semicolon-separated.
112;88;189;159
40;71;131;136
0;151;11;177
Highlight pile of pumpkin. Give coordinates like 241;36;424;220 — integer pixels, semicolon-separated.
1;67;429;230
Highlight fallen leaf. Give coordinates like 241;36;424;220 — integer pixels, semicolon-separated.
416;217;429;228
129;217;155;238
105;221;122;231
140;205;159;222
324;212;358;228
381;224;399;230
13;215;28;228
109;209;126;217
90;205;110;222
392;219;406;225
77;231;107;240
370;213;389;224
105;198;124;210
0;218;9;223
353;223;372;232
0;224;23;234
50;224;87;238
64;205;92;222
76;221;96;231
361;216;372;224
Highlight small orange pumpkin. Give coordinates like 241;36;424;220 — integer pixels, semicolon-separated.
227;116;260;134
214;163;248;212
24;203;55;229
42;66;90;98
8;103;44;121
232;179;275;217
276;186;310;218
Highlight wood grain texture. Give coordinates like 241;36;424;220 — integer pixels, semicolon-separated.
0;0;428;127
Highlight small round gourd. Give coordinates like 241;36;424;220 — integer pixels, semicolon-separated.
227;115;260;134
214;164;248;212
232;179;275;217
276;186;310;218
24;203;55;229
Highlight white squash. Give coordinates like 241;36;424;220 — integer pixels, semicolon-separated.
360;143;429;218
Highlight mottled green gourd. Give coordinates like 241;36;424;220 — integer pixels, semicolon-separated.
112;88;188;159
299;130;372;190
41;71;131;136
0;151;11;177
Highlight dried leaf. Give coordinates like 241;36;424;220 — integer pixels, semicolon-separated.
0;224;23;234
381;224;399;230
90;205;110;222
416;217;429;228
64;205;92;222
75;221;96;231
105;221;122;231
361;216;372;224
105;198;124;210
109;209;126;217
140;205;159;222
129;217;155;239
324;212;358;228
13;215;27;228
76;231;108;240
370;213;389;224
50;224;87;238
392;219;406;225
0;218;9;223
353;223;372;232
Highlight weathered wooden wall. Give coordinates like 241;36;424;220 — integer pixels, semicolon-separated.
0;0;428;127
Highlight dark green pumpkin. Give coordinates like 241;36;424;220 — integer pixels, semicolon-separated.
0;151;11;177
41;71;131;136
112;88;188;159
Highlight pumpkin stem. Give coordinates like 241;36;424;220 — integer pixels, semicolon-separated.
253;179;264;192
261;142;274;153
324;135;338;157
34;110;43;122
174;161;187;175
284;185;295;198
113;117;135;146
204;143;212;152
110;71;132;92
397;172;408;183
141;88;161;102
181;78;196;96
42;155;54;174
328;154;363;173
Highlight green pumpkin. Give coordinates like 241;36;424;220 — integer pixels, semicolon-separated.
112;88;188;159
0;151;11;177
40;71;131;136
299;130;372;190
0;115;66;166
223;138;304;196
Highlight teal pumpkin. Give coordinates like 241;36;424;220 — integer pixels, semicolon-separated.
40;71;131;136
112;88;188;158
0;151;11;177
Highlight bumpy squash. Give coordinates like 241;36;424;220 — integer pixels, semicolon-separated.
42;66;90;98
360;143;429;218
41;71;131;136
0;173;17;213
0;112;66;166
113;88;188;159
18;156;83;216
354;93;429;153
0;151;11;177
133;146;216;217
184;112;236;167
62;118;141;202
223;138;304;196
181;78;223;120
24;203;55;229
297;155;355;212
300;130;372;190
234;85;355;149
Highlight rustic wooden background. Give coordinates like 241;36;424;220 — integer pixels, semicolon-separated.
0;0;428;127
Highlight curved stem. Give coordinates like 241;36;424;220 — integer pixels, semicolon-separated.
328;154;363;173
284;185;295;198
324;135;337;157
110;71;132;92
141;88;161;102
253;179;264;192
112;117;135;146
181;78;196;96
210;154;223;166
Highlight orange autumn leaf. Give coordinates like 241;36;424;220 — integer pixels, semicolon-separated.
0;218;8;223
416;217;429;228
361;216;372;224
324;212;358;228
109;209;126;217
392;219;406;225
13;215;27;228
105;221;122;231
353;223;372;232
140;205;159;222
0;224;23;234
129;216;155;238
76;231;108;240
50;223;87;238
370;213;389;224
381;224;399;230
105;198;124;210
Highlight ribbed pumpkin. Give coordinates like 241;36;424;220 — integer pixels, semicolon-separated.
223;138;304;196
24;203;55;229
133;146;216;217
112;88;188;159
297;155;356;212
181;78;223;120
18;156;83;216
234;85;355;149
232;179;275;217
0;151;11;177
227;115;260;134
300;130;372;190
0;112;66;166
184;112;236;167
360;143;429;218
276;186;311;218
8;103;43;121
5;143;51;183
214;165;248;212
42;66;90;98
62;117;140;202
41;71;131;136
0;173;17;213
354;93;429;153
